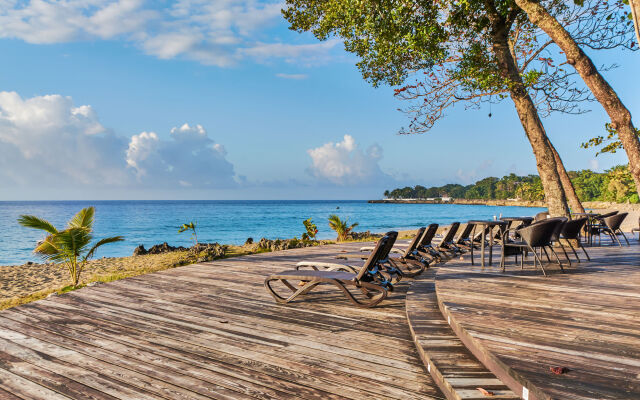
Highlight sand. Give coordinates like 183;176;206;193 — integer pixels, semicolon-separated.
0;251;196;307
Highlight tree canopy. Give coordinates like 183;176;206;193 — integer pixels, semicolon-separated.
385;166;638;203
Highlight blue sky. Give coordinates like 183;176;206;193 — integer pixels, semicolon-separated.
0;0;637;200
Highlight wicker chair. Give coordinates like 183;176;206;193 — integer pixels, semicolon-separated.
602;212;629;246
500;218;564;276
560;217;590;262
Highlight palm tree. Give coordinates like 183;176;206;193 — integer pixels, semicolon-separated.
18;207;124;288
178;221;198;245
328;214;358;242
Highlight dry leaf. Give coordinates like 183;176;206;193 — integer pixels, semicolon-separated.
550;366;570;375
476;387;495;396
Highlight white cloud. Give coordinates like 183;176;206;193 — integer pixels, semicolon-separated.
307;135;390;185
0;91;128;186
0;91;236;190
125;123;236;187
275;73;308;80
0;0;337;67
0;0;153;44
240;40;339;64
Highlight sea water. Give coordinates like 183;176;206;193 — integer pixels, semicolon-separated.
0;200;544;265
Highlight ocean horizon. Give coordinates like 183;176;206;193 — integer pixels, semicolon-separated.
0;200;545;265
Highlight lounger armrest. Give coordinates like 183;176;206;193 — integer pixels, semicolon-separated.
295;261;358;273
335;253;368;260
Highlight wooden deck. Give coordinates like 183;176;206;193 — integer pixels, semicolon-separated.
435;239;640;400
0;242;444;400
406;267;519;400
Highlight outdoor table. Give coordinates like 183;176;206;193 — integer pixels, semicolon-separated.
571;212;601;245
500;216;534;228
468;220;508;267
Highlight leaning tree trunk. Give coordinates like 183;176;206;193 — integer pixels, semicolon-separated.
549;139;585;213
630;0;640;48
515;0;640;198
491;24;570;217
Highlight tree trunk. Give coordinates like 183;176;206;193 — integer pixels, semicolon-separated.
630;0;640;49
490;23;570;217
549;139;585;213
515;0;640;198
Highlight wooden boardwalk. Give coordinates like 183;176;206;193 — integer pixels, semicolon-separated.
435;239;640;400
0;242;444;400
406;267;519;400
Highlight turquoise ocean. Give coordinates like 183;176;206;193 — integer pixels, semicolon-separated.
0;200;544;265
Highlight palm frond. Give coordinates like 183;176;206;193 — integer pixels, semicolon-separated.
34;237;60;255
55;228;92;257
34;237;68;263
85;236;124;261
18;215;58;234
68;207;95;229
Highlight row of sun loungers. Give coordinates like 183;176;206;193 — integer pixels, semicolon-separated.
264;222;471;308
264;212;631;307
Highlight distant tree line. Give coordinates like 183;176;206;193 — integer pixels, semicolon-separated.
384;165;638;204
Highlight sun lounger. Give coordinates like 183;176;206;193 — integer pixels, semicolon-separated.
454;223;489;250
413;223;443;262
434;222;461;256
336;231;404;281
264;234;395;308
352;227;429;277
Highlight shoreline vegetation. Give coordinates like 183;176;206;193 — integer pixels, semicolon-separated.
381;167;639;205
370;198;640;210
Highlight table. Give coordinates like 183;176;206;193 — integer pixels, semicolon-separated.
500;216;534;228
468;220;508;267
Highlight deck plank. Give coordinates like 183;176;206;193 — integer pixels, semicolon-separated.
0;241;444;400
435;239;640;400
406;267;520;400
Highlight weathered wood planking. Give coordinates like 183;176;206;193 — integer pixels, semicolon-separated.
435;239;640;400
406;267;519;400
0;242;445;399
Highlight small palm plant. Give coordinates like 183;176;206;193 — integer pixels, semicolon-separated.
18;207;124;288
302;218;318;241
178;221;198;245
328;214;358;242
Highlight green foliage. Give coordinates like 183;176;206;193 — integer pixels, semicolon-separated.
178;221;198;245
283;0;447;87
385;166;637;203
581;123;640;156
18;207;124;287
602;165;636;202
301;218;318;241
328;214;359;242
282;0;594;135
